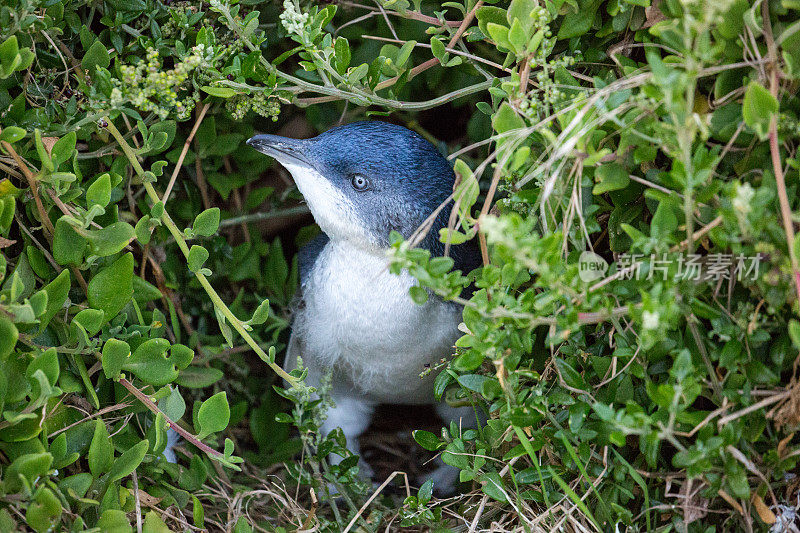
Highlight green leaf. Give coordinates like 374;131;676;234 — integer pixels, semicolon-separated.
159;387;186;421
51;131;76;168
479;471;508;502
26;486;62;532
88;253;134;322
789;320;800;349
441;440;469;469
412;430;441;451
88;420;113;477
593;163;630;194
492;102;525;134
430;37;447;61
457;373;490;392
557;0;602;39
57;472;92;499
95;510;132;533
39;270;70;332
347;63;369;83
724;459;750;500
187;245;209;273
132;276;163;303
192;208;220;237
719;339;744;370
233;517;253;533
192;494;205;528
102;339;131;379
135;215;152;244
440;228;470;246
554;357;587;390
486;22;511;50
650;201;677;238
52;217;87;266
122;338;193;386
107;440;148;483
453;349;484;372
742;82;778;139
476;6;507;36
0;195;16;231
73;308;104;336
0;36;20;72
144;121;176;155
15;48;34;72
35;129;53;172
453;159;479;214
200;86;237;98
507;0;537;30
248;299;271;325
396;40;416;68
176;367;224;388
408;285;428;304
26;348;59;387
433;368;453;401
86;173;111;207
4;453;53;493
333;37;351;74
150;202;164;219
87;222;135;257
142;511;170;533
418;479;433;505
197;391;230;439
508;18;527;55
82;39;110;72
0;316;19;360
0;126;26;143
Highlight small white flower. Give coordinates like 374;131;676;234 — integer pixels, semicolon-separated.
732;182;754;215
280;0;309;35
642;310;660;330
109;88;124;106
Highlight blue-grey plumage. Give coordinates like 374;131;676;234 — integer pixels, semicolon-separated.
247;121;481;491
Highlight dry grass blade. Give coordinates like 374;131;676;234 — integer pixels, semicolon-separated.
162;102;211;203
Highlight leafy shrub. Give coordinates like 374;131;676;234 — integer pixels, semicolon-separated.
1;0;799;531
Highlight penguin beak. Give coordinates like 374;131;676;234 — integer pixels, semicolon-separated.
246;134;314;170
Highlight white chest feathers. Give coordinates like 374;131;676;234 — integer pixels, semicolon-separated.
293;240;461;403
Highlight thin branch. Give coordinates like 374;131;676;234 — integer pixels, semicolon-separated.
163;103;210;203
341;471;410;533
372;0;483;92
118;377;223;458
762;0;800;306
0;134;55;238
219;206;311;227
716;390;790;427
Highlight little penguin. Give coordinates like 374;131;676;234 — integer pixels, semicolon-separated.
247;121;482;490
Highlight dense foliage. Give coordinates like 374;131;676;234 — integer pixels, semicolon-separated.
1;0;800;530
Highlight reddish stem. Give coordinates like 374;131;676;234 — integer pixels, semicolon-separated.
119;377;223;458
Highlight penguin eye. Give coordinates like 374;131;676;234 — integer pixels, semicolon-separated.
350;173;370;191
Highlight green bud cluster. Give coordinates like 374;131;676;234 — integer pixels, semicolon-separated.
511;3;580;118
225;92;281;121
109;45;212;120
